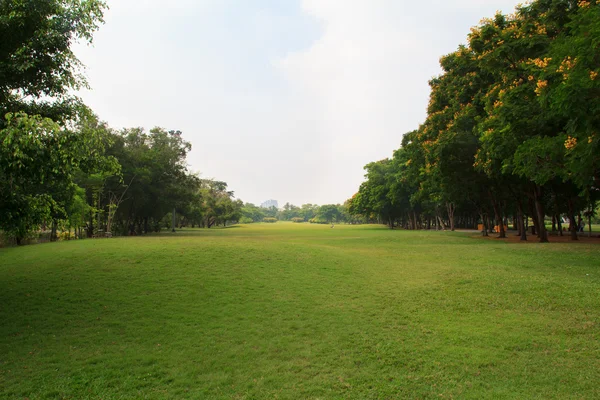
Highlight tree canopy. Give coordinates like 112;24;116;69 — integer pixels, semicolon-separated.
0;0;107;125
349;0;600;242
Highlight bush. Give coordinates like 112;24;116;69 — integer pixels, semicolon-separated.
0;231;12;247
291;217;305;223
59;231;76;241
263;217;278;223
239;216;254;224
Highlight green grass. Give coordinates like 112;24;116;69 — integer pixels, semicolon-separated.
1;223;599;399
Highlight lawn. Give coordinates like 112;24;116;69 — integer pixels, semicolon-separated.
1;223;599;399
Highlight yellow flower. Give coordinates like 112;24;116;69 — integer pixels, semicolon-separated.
529;57;552;69
591;71;598;81
565;136;577;150
557;57;577;80
578;0;590;8
535;80;548;95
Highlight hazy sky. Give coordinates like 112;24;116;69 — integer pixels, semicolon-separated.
74;0;522;206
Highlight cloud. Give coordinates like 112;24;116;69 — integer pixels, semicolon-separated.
273;0;522;203
75;0;522;206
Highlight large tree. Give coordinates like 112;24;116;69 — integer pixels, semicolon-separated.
0;110;117;243
0;0;107;124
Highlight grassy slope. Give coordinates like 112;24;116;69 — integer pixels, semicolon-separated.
0;223;599;399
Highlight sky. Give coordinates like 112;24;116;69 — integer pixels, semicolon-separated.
74;0;523;207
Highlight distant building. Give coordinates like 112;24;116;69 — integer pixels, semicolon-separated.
261;199;278;209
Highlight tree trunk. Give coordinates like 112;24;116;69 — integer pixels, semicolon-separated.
567;199;578;241
446;202;455;231
557;215;563;236
533;185;549;243
480;213;488;236
87;210;94;238
517;203;527;241
528;198;539;237
437;214;446;231
50;219;58;242
569;213;578;240
490;193;506;239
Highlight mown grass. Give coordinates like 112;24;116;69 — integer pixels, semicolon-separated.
1;223;599;399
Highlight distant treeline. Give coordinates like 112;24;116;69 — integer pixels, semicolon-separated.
348;0;599;242
242;202;363;225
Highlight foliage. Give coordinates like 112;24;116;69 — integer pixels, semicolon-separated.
58;231;76;241
0;111;117;243
0;0;108;125
0;0;248;244
263;217;278;223
350;0;600;241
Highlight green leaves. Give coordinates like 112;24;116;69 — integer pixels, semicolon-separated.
353;0;600;235
0;0;107;125
0;111;116;242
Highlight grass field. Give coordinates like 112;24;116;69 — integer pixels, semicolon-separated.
1;223;599;399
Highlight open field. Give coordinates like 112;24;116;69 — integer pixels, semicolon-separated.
1;223;599;399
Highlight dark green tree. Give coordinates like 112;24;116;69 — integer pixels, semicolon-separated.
0;0;107;125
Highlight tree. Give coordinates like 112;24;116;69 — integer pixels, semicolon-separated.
351;0;596;242
316;204;341;224
0;0;107;125
0;111;116;243
240;203;267;223
541;1;600;194
100;127;194;235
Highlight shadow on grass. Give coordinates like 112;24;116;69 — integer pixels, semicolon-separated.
149;226;244;237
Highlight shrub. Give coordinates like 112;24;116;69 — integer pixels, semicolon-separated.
263;217;278;223
291;217;305;223
0;231;13;247
59;231;76;241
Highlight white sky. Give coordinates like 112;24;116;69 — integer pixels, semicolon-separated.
74;0;522;206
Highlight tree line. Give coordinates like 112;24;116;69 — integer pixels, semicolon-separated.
0;1;244;244
348;0;599;242
238;202;363;224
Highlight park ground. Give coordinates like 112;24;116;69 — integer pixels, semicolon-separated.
1;223;599;399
